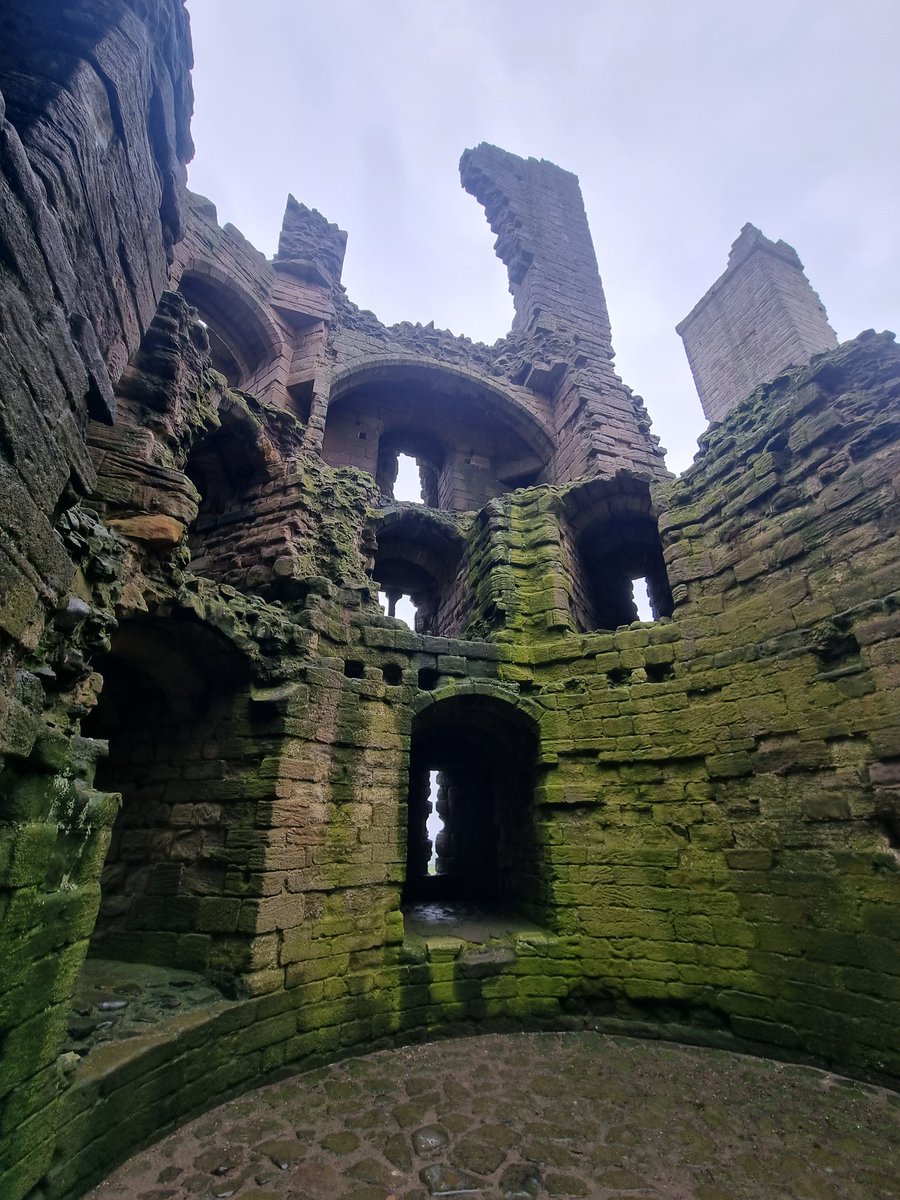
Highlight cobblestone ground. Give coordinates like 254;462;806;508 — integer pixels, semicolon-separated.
86;1032;899;1200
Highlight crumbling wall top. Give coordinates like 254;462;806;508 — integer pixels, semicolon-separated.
276;194;348;287
460;143;613;354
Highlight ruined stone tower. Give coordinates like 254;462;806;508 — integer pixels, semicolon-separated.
677;223;839;423
0;4;898;1197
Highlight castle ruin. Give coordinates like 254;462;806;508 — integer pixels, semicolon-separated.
0;3;898;1196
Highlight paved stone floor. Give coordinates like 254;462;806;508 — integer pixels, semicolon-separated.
86;1032;899;1200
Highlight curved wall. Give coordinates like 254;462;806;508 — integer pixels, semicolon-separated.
1;6;898;1197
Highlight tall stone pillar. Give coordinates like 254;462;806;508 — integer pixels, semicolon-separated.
677;224;838;424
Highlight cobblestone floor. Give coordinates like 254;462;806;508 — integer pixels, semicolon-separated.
86;1032;899;1200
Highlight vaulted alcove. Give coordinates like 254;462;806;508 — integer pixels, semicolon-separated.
404;694;541;917
561;474;673;632
177;268;280;392
82;617;261;977
323;362;553;512
372;507;467;636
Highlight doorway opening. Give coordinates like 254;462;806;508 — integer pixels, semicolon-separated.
403;694;540;918
81;617;255;974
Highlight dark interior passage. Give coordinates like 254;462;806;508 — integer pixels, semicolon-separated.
82;618;257;974
403;695;540;917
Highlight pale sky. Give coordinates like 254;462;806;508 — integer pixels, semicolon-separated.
184;0;899;475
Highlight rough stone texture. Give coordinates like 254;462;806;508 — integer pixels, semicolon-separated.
85;1033;900;1200
677;223;839;423
0;4;193;1195
0;8;899;1200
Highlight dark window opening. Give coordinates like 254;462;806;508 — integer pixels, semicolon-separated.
343;659;365;678
382;663;404;686
80;620;253;974
183;416;268;575
403;696;540;917
645;660;674;683
184;425;252;519
565;480;674;633
372;510;466;638
581;541;673;630
417;667;440;690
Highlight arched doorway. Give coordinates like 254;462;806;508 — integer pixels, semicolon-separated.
404;694;541;917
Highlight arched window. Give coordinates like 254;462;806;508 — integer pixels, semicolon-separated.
177;267;282;394
562;475;673;632
404;695;540;918
372;508;466;637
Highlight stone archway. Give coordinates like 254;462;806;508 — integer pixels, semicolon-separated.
559;474;674;632
404;690;542;917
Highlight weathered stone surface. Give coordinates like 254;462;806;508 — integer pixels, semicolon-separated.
106;514;185;546
678;223;839;423
0;7;899;1200
0;5;193;1197
83;1033;900;1200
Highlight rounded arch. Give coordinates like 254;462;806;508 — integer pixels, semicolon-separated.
330;357;556;465
324;358;554;511
373;506;467;636
411;679;544;729
176;259;283;389
557;473;673;632
404;686;543;915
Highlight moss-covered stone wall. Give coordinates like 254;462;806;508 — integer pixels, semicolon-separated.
5;329;899;1200
0;5;898;1194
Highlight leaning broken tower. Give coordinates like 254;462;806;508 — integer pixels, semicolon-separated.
0;3;898;1197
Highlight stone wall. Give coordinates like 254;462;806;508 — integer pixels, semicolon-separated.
0;8;898;1199
677;223;839;424
0;4;193;1194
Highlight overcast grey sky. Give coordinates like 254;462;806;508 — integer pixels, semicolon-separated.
184;0;899;474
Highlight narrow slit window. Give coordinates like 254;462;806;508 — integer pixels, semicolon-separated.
393;453;424;503
631;576;654;622
426;771;443;875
